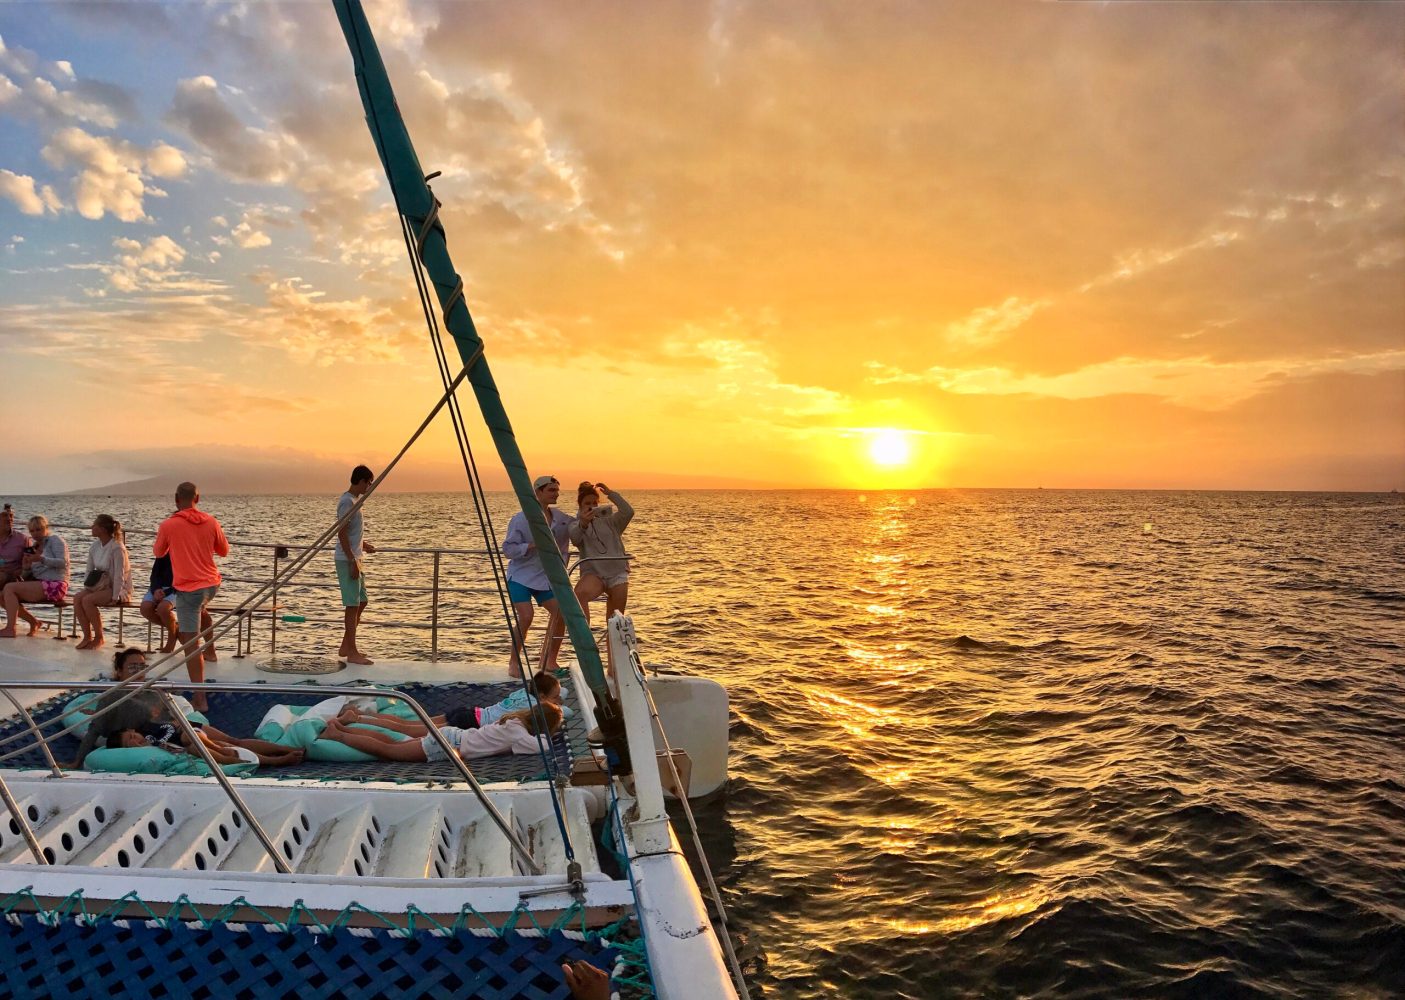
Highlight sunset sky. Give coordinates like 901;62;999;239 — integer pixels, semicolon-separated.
1;1;1401;493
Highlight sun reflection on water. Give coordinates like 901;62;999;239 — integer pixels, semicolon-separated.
883;891;1051;935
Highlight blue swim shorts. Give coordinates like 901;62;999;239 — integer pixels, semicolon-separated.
507;580;555;606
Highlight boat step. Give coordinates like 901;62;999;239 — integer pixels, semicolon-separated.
145;803;247;872
218;801;308;874
296;802;375;877
371;803;442;879
67;797;175;870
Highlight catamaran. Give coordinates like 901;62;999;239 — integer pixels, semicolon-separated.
0;3;745;998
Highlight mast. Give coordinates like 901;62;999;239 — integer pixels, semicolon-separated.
331;0;613;710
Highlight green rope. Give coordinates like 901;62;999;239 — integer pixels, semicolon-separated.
1;886;601;939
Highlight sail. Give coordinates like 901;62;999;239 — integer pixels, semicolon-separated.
331;0;609;701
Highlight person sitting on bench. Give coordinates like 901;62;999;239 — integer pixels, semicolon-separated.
1;515;70;638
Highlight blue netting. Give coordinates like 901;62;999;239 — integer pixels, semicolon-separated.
0;682;585;784
0;911;614;1000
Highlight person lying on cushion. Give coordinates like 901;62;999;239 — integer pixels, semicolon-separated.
319;702;563;764
339;670;572;733
110;718;305;768
67;648;205;733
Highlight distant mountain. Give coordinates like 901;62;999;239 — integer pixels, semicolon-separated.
58;449;779;495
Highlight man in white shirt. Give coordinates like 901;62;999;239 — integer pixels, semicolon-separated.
335;465;377;665
500;475;573;677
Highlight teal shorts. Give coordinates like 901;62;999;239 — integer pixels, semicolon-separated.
335;560;368;607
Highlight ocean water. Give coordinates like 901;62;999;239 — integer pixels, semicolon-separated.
7;489;1405;999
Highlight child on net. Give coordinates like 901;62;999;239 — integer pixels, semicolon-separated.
320;701;563;763
340;670;571;732
108;716;306;768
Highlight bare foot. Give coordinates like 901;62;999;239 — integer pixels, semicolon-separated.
0;628;17;638
204;649;217;663
89;637;105;651
344;653;373;665
161;635;178;653
75;638;92;650
25;622;43;636
190;694;209;713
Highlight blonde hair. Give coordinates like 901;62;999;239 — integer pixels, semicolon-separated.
500;702;563;736
27;514;48;533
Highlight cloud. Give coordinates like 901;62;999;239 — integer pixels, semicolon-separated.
102;234;189;292
0;34;137;128
165;75;294;184
40;126;187;221
0;169;61;215
945;297;1049;348
869;348;1405;410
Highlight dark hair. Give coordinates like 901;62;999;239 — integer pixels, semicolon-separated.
526;670;560;699
444;706;474;730
112;647;145;676
577;481;599;506
106;729;136;750
350;465;374;486
175;482;198;502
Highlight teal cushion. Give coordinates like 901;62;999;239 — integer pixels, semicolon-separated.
61;693;101;738
84;746;257;777
254;716;411;762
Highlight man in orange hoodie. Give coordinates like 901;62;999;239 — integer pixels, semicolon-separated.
153;481;230;711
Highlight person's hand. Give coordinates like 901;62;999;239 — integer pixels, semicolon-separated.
595;482;610;494
153;588;165;601
362;541;377;554
561;959;611;1000
349;560;361;580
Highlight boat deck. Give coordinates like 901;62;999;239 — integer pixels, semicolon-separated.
0;638;594;784
0;681;587;784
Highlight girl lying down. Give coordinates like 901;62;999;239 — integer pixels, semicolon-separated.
321;702;563;763
110;719;306;768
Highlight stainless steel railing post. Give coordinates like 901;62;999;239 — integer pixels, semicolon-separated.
0;770;46;864
154;691;292;875
270;548;281;655
431;551;441;662
0;690;62;779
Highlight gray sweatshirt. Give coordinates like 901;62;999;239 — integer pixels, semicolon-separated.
30;534;70;583
569;490;634;579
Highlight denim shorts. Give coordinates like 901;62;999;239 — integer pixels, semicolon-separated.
172;585;218;633
421;726;466;762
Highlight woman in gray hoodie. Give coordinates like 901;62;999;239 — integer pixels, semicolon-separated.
569;482;634;625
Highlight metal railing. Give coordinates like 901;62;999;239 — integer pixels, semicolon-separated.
0;679;543;876
39;522;631;664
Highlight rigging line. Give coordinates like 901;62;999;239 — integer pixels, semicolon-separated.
625;645;753;1000
395;212;576;856
395;211;521;661
0;367;473;761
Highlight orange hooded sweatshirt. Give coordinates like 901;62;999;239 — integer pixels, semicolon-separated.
153;508;230;591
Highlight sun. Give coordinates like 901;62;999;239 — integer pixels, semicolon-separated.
867;429;912;468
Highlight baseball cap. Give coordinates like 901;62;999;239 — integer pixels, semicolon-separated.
533;475;559;490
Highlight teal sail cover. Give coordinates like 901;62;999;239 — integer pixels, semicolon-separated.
332;0;608;699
